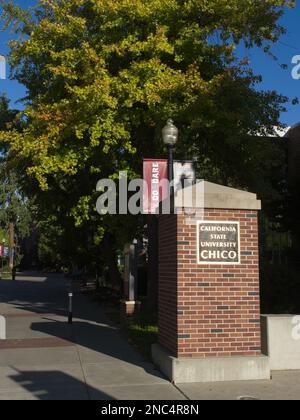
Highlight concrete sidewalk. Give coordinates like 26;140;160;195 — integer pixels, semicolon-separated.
0;272;184;400
1;272;300;400
178;371;300;400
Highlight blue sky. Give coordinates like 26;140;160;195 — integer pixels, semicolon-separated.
1;1;300;126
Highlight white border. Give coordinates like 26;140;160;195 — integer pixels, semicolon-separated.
197;220;241;265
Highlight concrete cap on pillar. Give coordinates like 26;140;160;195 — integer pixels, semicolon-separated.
175;180;261;210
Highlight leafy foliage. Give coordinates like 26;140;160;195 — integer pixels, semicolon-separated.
0;96;31;243
0;1;293;188
0;0;295;273
0;164;31;238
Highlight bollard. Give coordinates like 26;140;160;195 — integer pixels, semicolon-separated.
68;292;73;324
0;316;6;340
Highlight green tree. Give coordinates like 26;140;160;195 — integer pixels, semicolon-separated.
0;164;31;239
0;0;293;184
0;0;294;280
0;95;31;268
0;95;17;130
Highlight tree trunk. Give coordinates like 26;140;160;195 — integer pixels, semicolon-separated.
9;222;14;271
102;232;122;290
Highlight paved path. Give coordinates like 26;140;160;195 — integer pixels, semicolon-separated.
178;371;300;400
0;272;185;400
1;272;300;400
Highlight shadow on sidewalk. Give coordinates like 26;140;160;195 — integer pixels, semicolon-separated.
0;273;112;323
30;318;161;376
8;368;114;400
0;272;164;380
0;273;69;318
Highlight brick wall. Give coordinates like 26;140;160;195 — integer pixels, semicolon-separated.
158;214;178;354
158;209;262;359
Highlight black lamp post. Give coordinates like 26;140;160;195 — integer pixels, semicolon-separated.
162;119;179;211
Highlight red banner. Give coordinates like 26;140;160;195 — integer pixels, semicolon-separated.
143;159;168;214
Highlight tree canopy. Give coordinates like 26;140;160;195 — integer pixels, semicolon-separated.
0;1;293;184
0;95;31;271
0;0;295;274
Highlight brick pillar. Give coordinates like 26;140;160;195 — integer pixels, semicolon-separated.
152;181;270;383
158;214;178;354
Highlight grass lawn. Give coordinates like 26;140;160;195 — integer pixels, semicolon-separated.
127;323;158;361
0;270;12;280
88;286;159;361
